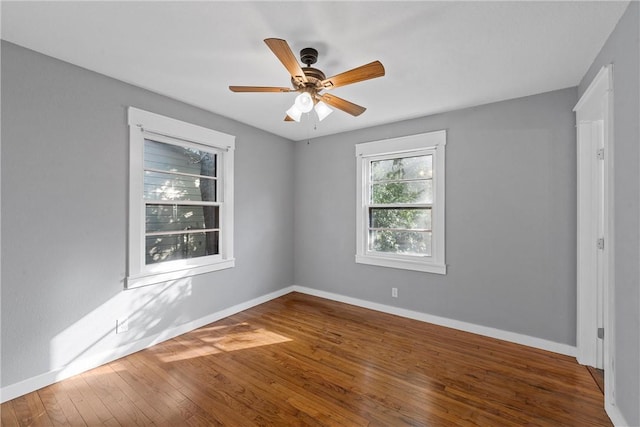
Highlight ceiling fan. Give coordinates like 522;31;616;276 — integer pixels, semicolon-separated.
229;38;385;122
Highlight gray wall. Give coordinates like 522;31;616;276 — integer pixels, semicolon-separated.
579;2;640;425
294;87;578;346
1;41;294;387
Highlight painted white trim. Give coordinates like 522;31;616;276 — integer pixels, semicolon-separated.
292;286;576;357
355;130;447;156
128;107;235;149
355;254;446;274
0;286;295;404
573;66;612;113
606;402;630;427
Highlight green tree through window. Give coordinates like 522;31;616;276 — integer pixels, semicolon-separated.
369;155;432;256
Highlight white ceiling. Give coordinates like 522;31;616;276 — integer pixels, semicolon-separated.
1;1;629;141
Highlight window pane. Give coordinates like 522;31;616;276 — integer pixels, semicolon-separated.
372;180;432;204
146;231;219;265
370;208;431;230
369;230;432;256
146;204;219;233
144;139;217;178
371;155;432;182
144;171;216;202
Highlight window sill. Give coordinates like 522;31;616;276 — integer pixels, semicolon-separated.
355;254;446;274
126;259;235;289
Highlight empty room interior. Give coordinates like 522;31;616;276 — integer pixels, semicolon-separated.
1;1;639;426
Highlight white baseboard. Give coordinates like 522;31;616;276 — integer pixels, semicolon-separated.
0;284;579;404
0;286;295;404
292;286;577;357
606;402;631;427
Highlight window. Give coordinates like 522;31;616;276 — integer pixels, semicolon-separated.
127;107;235;288
356;131;446;274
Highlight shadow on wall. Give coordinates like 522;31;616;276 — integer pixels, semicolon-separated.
48;279;194;382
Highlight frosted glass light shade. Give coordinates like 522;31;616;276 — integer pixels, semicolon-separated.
286;104;302;122
314;101;333;121
294;92;314;113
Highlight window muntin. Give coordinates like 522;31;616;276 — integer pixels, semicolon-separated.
127;107;235;288
356;131;446;274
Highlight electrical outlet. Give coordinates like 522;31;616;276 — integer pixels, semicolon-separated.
116;318;129;334
392;287;398;298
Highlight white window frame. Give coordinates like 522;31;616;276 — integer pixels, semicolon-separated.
127;107;235;288
356;130;446;274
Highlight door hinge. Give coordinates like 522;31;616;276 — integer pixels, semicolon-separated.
597;238;605;250
597;327;605;339
597;148;605;160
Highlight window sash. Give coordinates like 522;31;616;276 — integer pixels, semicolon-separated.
365;149;436;258
367;152;434;206
140;140;224;267
143;135;221;205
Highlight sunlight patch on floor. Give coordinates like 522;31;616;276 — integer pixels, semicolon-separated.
210;328;292;352
155;325;292;363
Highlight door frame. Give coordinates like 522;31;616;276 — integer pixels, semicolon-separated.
574;64;615;407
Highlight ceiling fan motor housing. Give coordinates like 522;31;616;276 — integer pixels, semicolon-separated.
300;47;318;66
293;48;326;94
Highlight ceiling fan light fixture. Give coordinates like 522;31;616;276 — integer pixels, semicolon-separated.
294;92;314;113
314;101;333;121
286;104;302;122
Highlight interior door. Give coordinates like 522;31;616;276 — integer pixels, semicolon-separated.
574;64;613;405
594;120;605;370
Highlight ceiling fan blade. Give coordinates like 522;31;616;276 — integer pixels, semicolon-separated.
319;93;366;116
264;38;308;84
229;86;292;93
284;115;294;121
321;61;385;90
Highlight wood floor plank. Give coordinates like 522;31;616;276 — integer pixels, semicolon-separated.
104;361;174;426
40;382;88;427
588;366;606;394
10;392;54;427
1;292;612;426
0;401;21;427
81;364;154;426
36;386;75;427
137;345;256;426
55;375;112;426
109;358;191;425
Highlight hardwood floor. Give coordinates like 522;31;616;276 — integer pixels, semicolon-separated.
587;367;605;395
1;292;611;426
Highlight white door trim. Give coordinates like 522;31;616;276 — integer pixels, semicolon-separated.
574;64;616;410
